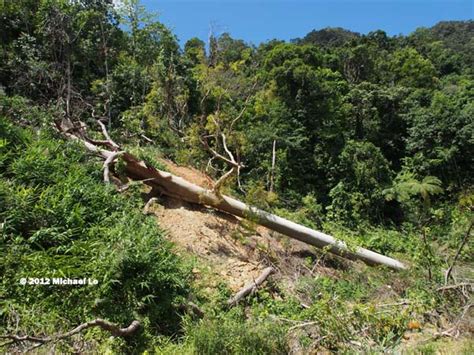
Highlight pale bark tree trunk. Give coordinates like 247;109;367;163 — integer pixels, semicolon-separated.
66;58;71;117
58;121;407;271
269;139;276;192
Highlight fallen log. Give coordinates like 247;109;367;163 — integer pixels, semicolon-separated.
227;267;275;307
1;319;140;352
57;121;407;271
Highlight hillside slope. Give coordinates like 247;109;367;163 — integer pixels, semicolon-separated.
149;159;333;292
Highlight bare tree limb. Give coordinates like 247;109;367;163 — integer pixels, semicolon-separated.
236;165;245;193
97;119;119;149
201;133;245;194
437;283;473;292
213;167;235;195
0;334;49;344
0;319;140;350
289;321;319;331
229;80;258;130
445;221;473;284
269;139;277;192
199;88;250;194
140;134;154;143
438;303;473;338
143;197;159;215
117;178;157;192
103;151;124;183
179;302;205;319
200;88;212;111
227;267;275;307
221;133;236;163
86;138;114;147
206;156;218;173
60;319;140;338
200;136;240;168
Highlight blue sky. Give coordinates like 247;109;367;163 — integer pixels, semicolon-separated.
139;0;473;45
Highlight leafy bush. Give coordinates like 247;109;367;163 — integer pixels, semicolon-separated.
327;140;393;225
186;309;288;355
0;118;190;351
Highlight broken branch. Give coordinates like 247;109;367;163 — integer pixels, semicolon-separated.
227;266;275;307
221;133;236;163
0;319;140;350
213;167;235;195
200;137;240;168
445;221;473;284
143;197;159;215
103;151;124;183
97;119;119;149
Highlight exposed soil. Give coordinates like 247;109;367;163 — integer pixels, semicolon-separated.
148;159;347;292
145;160;473;352
158;158;214;189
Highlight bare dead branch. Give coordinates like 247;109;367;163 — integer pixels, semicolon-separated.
200;136;240;168
85;138;113;147
200;88;212;111
438;303;473;338
221;133;236;163
206;156;218;173
437;283;473;292
140;134;154;143
227;267;275;307
117;178;157;192
0;334;49;344
103;151;125;183
0;319;140;350
60;319;140;338
375;300;412;308
230;80;258;130
236;165;245;193
445;221;473;284
213;167;235;195
289;321;319;331
179;302;205;319
97;119;119;149
229;104;247;130
201;133;245;194
143;197;159;215
269;139;277;192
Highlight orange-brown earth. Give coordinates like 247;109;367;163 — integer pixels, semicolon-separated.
147;159;345;292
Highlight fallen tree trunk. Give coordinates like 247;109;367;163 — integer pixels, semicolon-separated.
58;121;407;271
122;154;407;270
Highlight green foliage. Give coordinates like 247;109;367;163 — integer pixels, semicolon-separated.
0;119;190;351
387;48;438;88
402;81;474;188
384;171;443;208
2;0;471;227
327;140;393;224
293;27;360;48
274;193;324;230
1;2;472;352
126;144;168;172
186;310;288;355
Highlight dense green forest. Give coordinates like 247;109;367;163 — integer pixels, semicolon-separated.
1;0;473;353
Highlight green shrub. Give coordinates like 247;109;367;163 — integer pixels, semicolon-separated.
187;309;288;355
0;121;190;352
